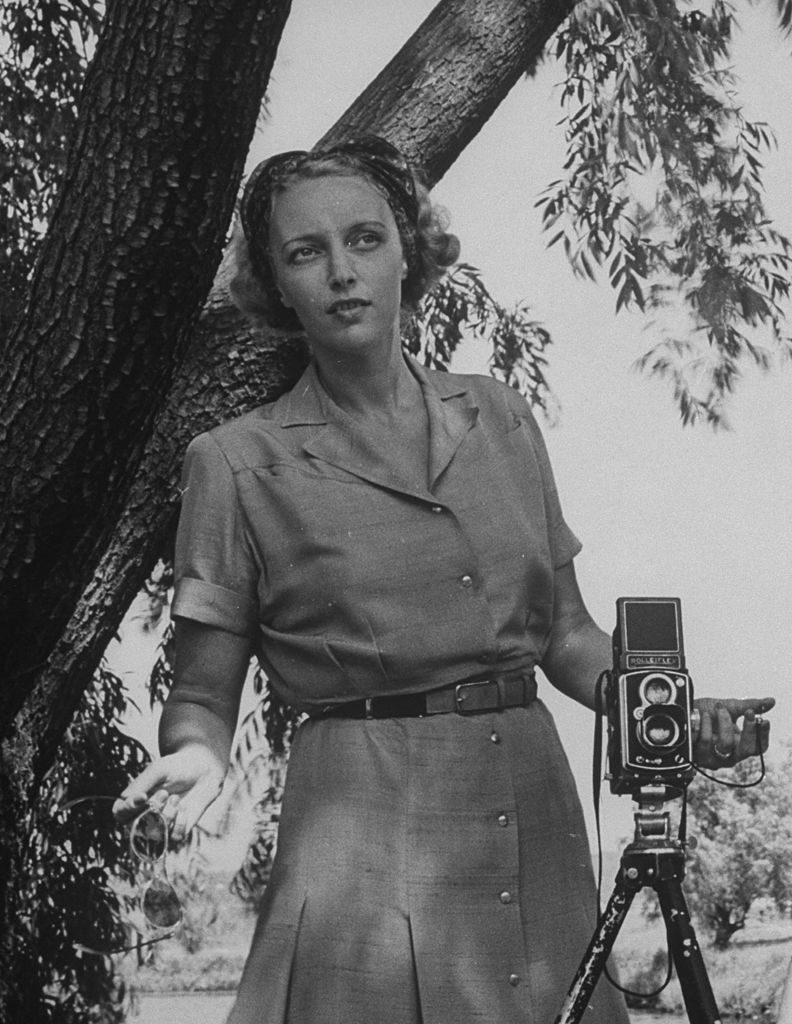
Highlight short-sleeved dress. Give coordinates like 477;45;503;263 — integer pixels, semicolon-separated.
171;357;629;1024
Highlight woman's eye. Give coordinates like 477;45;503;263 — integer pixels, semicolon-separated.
284;245;317;266
287;245;320;265
350;231;381;249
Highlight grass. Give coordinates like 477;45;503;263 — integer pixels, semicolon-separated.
123;871;256;995
125;871;792;1020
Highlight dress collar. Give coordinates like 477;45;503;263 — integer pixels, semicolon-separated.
277;355;478;496
279;355;469;427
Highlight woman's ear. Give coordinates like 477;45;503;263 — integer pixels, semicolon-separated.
401;260;408;280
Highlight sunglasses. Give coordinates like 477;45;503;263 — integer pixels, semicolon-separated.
57;795;183;955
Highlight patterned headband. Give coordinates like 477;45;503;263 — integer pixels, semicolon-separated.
239;136;421;288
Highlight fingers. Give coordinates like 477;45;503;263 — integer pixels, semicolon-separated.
113;748;225;840
170;775;224;842
719;697;775;719
736;708;771;759
697;700;713;748
693;696;774;768
113;762;174;821
694;702;734;767
714;703;735;758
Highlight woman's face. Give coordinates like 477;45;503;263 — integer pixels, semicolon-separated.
267;174;406;358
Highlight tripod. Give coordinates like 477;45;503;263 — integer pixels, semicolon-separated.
555;784;721;1024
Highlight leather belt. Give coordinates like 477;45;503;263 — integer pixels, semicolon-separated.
312;671;537;720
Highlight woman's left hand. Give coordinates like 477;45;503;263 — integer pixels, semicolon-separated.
692;696;775;769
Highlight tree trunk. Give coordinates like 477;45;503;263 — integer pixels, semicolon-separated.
318;0;573;181
711;904;745;949
0;0;293;727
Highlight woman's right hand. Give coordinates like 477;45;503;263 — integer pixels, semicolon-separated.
113;743;226;842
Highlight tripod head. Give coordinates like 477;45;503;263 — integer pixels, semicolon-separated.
630;783;685;848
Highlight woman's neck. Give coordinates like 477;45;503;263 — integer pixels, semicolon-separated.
313;345;422;424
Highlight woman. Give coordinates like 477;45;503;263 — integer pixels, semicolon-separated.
114;137;772;1024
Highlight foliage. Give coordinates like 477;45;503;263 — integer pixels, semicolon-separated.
678;745;792;948
542;0;792;425
227;754;290;909
169;856;219;954
404;262;555;414
14;664;150;1023
0;0;103;335
618;946;672;1008
131;561;173;636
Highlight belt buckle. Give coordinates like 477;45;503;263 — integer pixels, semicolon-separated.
454;679;500;715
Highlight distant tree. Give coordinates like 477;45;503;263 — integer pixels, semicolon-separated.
681;746;792;948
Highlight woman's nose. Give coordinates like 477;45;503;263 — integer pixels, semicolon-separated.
327;246;356;288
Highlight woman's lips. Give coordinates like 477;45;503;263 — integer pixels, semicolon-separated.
326;298;370;314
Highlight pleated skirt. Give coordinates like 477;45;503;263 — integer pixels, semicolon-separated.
226;699;629;1024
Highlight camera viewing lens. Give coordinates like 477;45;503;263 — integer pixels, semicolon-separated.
641;674;674;704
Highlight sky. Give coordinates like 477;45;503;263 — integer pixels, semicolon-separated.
115;0;792;849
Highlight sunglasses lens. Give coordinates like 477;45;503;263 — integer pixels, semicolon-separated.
130;809;168;861
142;877;182;929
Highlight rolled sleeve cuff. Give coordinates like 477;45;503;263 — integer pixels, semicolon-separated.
172;577;258;637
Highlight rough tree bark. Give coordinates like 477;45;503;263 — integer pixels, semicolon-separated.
317;0;571;177
0;0;293;726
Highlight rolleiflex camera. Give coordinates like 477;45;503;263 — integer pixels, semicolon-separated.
605;597;695;796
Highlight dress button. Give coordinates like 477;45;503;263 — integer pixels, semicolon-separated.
509;973;520;987
490;731;501;744
430;505;443;513
460;574;473;588
499;891;513;904
497;813;509;827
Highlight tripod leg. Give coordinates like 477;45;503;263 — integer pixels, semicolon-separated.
555;877;636;1024
656;876;722;1024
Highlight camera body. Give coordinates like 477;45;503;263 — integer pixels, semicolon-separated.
606;597;695;796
